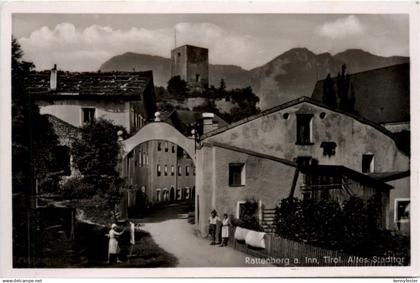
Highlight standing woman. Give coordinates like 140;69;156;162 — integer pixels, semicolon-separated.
107;223;125;264
220;213;230;247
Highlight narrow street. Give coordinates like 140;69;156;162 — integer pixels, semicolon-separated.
136;202;271;267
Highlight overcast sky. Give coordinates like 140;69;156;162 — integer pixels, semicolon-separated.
13;14;408;71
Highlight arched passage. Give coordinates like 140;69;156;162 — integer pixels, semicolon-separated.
120;121;198;221
121;122;196;160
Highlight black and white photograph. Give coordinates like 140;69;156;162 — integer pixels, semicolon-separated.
0;1;419;278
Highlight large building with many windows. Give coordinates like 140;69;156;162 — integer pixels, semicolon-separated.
124;140;195;204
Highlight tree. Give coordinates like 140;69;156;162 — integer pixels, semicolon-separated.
167;75;188;98
336;64;354;112
218;79;226;97
70;118;128;218
322;73;337;108
71;119;123;182
12;37;60;194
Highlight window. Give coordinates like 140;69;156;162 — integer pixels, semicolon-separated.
164;165;168;176
196;74;201;82
394;199;410;224
236;201;246;218
126;152;133;178
178;166;182;176
296;114;313;145
193;167;196;176
81;108;95;125
157;142;162;151
145;152;149;166
171;165;175;176
186;166;190;176
302;192;311;201
229;163;245;186
165;142;168;152
172;145;175;153
139;151;143;167
157;164;161;176
296;156;312;167
362;153;375;173
156;189;161;202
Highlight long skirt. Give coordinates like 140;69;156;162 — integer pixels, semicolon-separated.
221;225;229;238
109;238;119;254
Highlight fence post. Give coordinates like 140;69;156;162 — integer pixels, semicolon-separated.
266;234;272;257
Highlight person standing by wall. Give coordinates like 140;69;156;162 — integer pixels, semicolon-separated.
220;213;230;247
208;210;220;245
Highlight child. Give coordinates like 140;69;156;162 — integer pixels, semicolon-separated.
208;210;220;245
220;213;230;247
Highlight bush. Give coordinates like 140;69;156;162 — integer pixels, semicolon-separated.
235;198;264;231
60;177;96;199
274;194;410;262
38;176;60;194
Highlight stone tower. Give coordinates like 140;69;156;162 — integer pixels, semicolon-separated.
171;45;209;91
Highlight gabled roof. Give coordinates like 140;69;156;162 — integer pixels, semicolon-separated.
201;96;405;153
311;63;409;124
27;70;154;100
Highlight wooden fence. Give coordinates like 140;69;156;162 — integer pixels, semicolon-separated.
227;226;407;266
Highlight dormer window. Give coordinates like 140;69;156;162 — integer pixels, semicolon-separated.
296;114;313;145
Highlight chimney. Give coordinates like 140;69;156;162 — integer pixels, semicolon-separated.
50;64;57;90
202;112;214;134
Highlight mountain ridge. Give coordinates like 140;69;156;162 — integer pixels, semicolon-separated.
99;48;409;109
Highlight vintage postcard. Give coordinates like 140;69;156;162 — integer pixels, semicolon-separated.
0;0;418;278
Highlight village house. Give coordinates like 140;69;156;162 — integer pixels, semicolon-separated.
311;63;411;234
194;96;409;236
28;66;157;133
27;66;157;178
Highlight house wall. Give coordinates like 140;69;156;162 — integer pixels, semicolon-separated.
123;140;195;205
205;102;409;174
171;45;209;90
171;46;188;81
177;153;195;200
195;144;298;236
186;47;209;90
37;99;131;131
149;140;178;202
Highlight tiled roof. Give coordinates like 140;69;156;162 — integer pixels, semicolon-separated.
27;70;153;99
311;63;409;124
